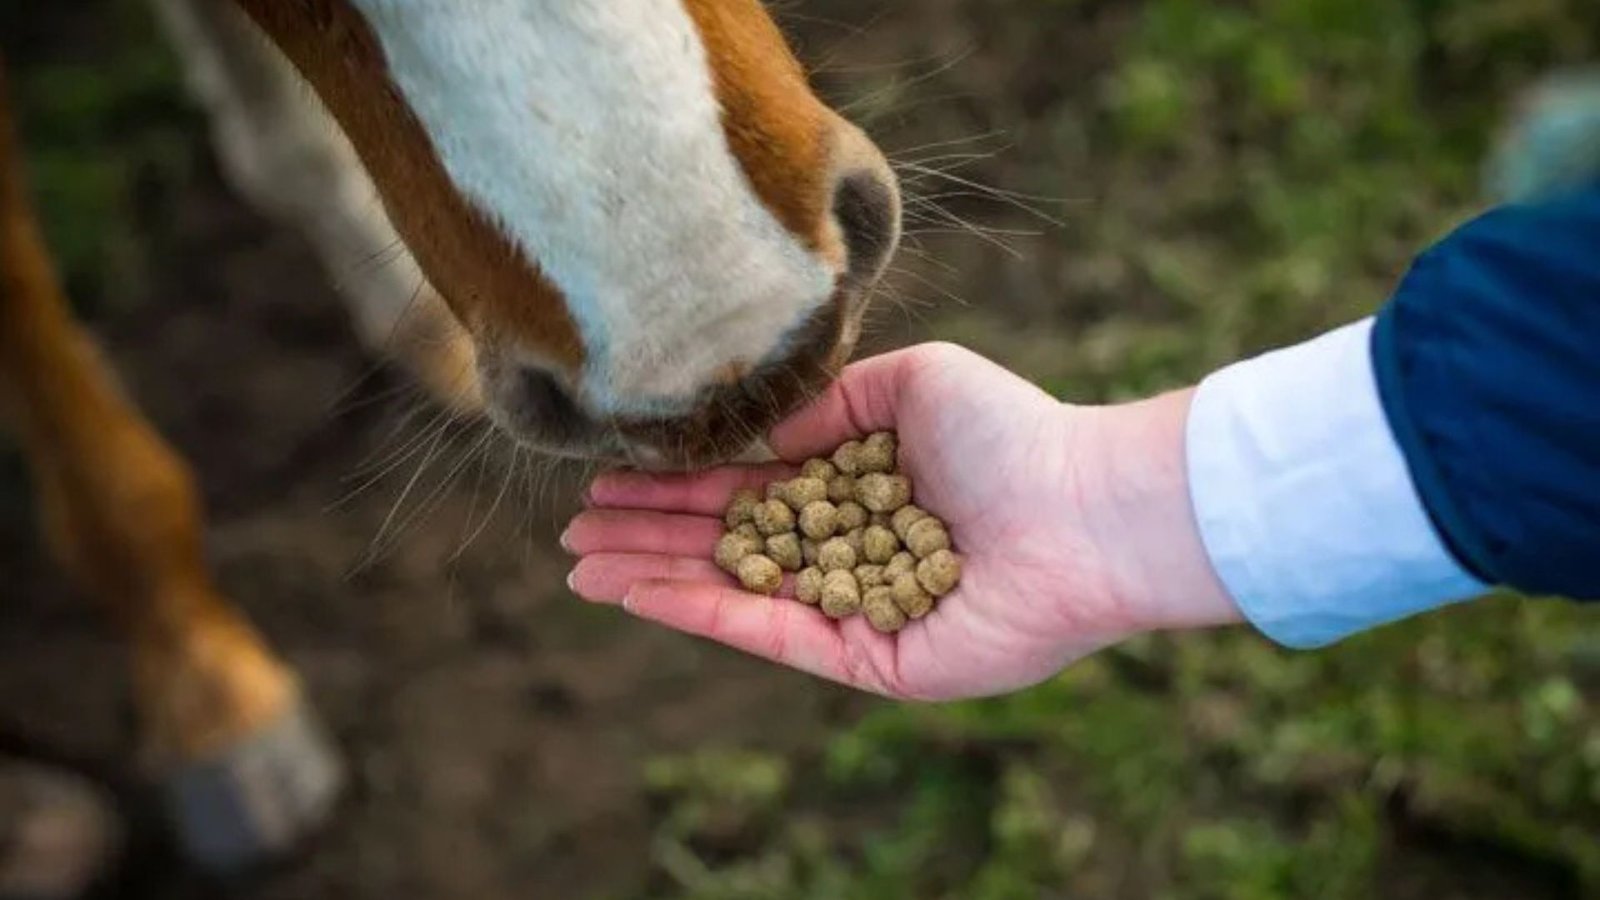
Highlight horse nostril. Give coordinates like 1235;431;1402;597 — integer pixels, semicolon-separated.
515;367;588;439
833;168;901;290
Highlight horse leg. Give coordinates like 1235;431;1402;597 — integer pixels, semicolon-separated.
0;61;341;873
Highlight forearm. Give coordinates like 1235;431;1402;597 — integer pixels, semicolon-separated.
1070;390;1243;635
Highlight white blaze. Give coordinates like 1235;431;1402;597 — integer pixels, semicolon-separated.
349;0;834;415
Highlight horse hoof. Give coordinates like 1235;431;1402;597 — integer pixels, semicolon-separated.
160;698;343;873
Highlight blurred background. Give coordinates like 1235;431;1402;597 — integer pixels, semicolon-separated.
2;0;1599;897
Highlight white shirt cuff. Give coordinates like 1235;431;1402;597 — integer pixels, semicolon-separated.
1186;318;1487;648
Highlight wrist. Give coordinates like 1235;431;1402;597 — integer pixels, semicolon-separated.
1067;389;1242;636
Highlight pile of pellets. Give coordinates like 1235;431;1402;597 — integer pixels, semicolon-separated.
714;432;962;634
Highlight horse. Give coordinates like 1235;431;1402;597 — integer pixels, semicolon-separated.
0;0;901;875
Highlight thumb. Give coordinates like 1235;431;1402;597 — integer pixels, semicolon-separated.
766;345;924;461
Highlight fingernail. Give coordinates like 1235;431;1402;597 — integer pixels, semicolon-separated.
558;526;575;554
565;569;578;594
582;474;608;506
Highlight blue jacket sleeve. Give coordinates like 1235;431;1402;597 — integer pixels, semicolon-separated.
1372;182;1600;600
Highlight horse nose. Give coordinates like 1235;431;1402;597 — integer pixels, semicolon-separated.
827;121;901;293
510;366;594;445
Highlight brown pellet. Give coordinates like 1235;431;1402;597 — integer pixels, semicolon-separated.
766;533;804;572
916;549;962;597
891;574;934;619
784;476;829;511
835;500;869;532
855;564;887;589
753;499;796;536
904;517;951;558
857;473;912;513
842;527;866;559
795;567;824;605
862;587;908;633
863;525;900;564
832;440;866;476
885;552;917;581
725;489;760;529
801;458;837;482
715;531;761;574
816;537;858;573
737;555;783;595
820;570;861;618
891;505;930;541
858;432;898;474
798;501;840;541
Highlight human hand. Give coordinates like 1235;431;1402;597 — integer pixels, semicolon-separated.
564;343;1240;700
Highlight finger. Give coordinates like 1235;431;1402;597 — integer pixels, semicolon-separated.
586;463;795;515
767;348;920;460
568;554;729;604
622;580;900;695
561;509;724;558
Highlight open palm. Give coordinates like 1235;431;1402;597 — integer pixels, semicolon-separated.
565;343;1155;700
